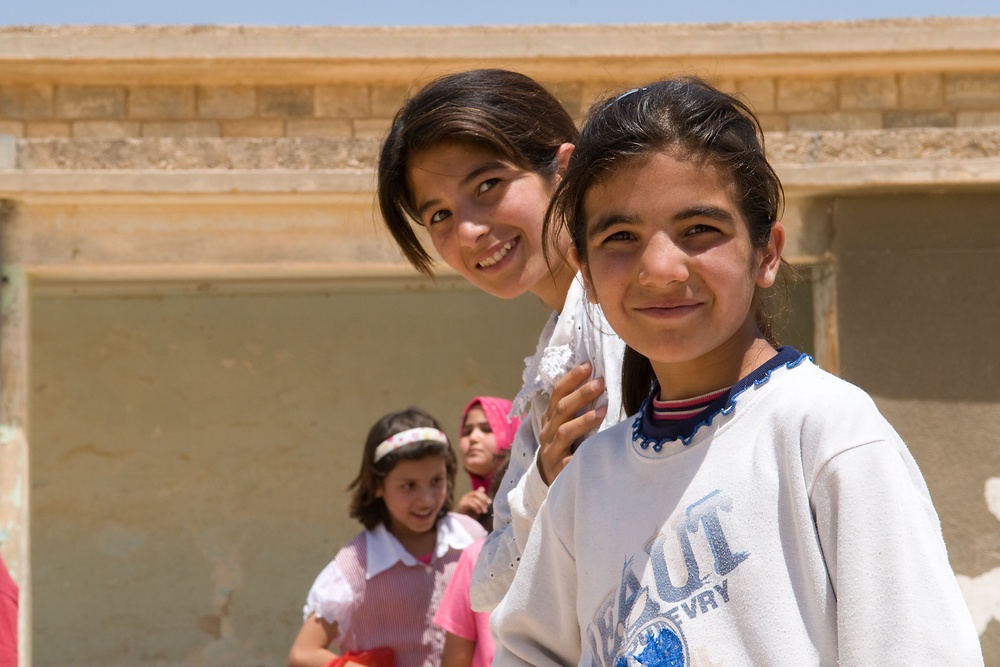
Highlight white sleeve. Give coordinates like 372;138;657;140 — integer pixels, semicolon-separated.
470;417;538;613
302;559;354;636
812;440;984;665
471;295;626;614
492;480;581;666
508;455;549;550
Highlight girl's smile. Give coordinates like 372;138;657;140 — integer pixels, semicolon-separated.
581;151;783;399
407;141;574;310
376;456;449;549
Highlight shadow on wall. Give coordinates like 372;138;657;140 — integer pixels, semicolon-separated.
831;191;1000;403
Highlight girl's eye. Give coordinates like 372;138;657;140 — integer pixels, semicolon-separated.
602;230;635;244
477;178;500;195
686;223;719;236
429;209;450;225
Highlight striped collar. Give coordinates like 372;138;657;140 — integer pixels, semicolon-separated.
632;347;809;452
651;386;731;421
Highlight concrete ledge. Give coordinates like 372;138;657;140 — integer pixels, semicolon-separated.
15;137;379;170
3;129;1000;198
769;127;1000;191
0;170;376;202
12;128;1000;169
26;262;458;296
2;20;998;60
1;19;999;82
767;128;1000;163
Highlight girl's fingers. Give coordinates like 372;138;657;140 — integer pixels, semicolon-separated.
470;491;491;514
539;401;607;484
457;490;491;516
551;405;607;452
544;378;606;447
539;362;610;484
547;362;594;410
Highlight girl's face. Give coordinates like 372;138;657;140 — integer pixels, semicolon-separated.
376;455;448;542
406;142;573;310
580;151;783;395
459;406;498;478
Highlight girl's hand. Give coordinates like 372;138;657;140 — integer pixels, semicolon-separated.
538;362;608;485
456;489;492;518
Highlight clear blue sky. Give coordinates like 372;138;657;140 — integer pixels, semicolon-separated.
1;0;997;26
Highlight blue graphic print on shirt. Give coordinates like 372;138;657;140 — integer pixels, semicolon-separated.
589;489;747;667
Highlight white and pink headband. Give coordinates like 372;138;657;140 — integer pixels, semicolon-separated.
373;427;449;463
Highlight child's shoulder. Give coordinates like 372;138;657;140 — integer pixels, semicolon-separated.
762;355;906;473
441;512;488;541
767;355;881;416
332;529;370;565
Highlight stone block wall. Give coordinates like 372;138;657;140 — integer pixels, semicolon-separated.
0;83;409;139
4;72;1000;140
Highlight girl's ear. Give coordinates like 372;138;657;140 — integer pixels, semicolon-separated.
755;221;785;288
555;143;575;179
569;246;600;305
374;479;384;499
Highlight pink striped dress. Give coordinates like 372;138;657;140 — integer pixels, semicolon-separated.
303;513;485;667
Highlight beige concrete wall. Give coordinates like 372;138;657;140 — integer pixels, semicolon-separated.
1;18;1000;666
828;192;1000;656
3;20;1000;140
30;283;548;665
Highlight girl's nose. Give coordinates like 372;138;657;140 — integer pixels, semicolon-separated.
638;233;688;286
419;485;438;504
455;210;490;248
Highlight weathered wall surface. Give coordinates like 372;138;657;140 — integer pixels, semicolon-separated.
829;192;1000;658
1;18;1000;666
30;285;548;665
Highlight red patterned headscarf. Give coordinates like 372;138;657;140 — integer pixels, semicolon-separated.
461;396;521;494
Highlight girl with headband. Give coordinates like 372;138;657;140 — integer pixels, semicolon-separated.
289;407;486;667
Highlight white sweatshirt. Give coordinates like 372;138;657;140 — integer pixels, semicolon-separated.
469;272;626;613
493;351;983;666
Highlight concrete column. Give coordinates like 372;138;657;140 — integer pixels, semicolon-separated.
0;201;31;667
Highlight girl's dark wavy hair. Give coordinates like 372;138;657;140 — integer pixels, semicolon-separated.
545;77;788;415
348;406;457;531
377;68;579;275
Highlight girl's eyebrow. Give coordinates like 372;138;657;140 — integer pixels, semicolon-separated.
679;205;736;224
587;213;635;240
588;205;736;239
415;160;507;217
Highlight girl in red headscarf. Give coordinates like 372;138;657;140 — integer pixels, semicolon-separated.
454;397;520;531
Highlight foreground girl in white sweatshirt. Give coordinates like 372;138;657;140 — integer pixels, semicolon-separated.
491;77;983;667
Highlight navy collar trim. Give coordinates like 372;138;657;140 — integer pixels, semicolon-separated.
631;347;809;453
